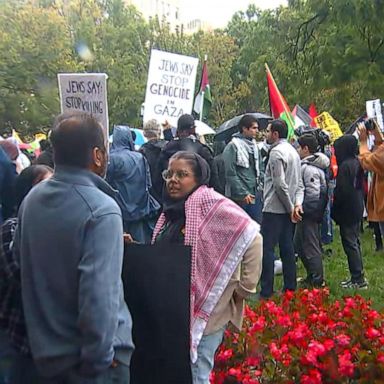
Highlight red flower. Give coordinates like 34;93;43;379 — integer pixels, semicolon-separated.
344;297;357;308
216;348;233;362
249;315;266;333
212;290;384;383
322;339;335;352
300;369;322;384
228;367;243;381
338;351;354;377
283;290;295;301
365;327;381;339
366;309;380;321
276;314;292;327
244;356;260;367
335;334;350;347
269;342;282;361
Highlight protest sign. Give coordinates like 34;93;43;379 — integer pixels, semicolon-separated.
314;112;343;143
366;99;384;131
57;73;109;138
144;49;199;126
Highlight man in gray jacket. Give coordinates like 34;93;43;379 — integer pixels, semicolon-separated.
260;119;304;299
14;114;134;383
294;134;329;288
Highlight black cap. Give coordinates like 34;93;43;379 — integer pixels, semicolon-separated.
177;114;195;131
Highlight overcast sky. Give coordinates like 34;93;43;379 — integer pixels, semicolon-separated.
180;0;287;28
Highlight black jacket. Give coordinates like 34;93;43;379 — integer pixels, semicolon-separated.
0;148;16;222
331;135;364;225
159;137;213;171
35;148;54;169
139;139;167;203
211;153;225;195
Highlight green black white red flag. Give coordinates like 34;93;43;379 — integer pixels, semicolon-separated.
193;56;212;120
265;63;295;138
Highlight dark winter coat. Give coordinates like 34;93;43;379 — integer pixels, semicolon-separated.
211;153;225;195
0;147;16;223
35;148;54;169
331;135;364;226
139;139;167;202
106;126;160;222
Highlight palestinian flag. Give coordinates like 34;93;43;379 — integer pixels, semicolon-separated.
292;105;312;128
193;58;212;120
265;63;295;138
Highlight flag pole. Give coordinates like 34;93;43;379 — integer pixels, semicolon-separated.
199;54;208;121
265;63;295;129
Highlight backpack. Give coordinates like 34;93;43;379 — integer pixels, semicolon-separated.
302;165;329;223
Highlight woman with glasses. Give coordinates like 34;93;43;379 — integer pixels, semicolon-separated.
153;151;263;384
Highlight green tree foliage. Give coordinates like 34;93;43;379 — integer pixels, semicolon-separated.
1;0;384;136
0;1;81;136
227;0;384;129
192;31;240;126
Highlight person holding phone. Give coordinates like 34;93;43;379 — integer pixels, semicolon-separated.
358;119;384;238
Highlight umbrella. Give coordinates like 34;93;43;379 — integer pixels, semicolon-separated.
109;127;147;149
344;113;366;135
131;128;147;147
214;113;272;142
194;120;215;136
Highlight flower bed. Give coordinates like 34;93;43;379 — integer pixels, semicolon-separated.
211;289;384;383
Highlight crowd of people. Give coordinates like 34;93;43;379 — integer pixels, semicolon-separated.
0;111;383;384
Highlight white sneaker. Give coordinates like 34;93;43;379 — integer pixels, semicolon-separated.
274;260;283;275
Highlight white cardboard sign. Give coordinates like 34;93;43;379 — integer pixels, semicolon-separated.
58;73;109;138
366;99;384;131
143;50;198;126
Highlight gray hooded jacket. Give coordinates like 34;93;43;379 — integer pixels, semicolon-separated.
301;152;330;200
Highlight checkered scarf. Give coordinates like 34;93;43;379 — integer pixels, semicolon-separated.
152;185;259;362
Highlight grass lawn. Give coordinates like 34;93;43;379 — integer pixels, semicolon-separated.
321;225;383;311
256;224;384;311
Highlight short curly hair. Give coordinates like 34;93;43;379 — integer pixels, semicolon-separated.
143;119;161;139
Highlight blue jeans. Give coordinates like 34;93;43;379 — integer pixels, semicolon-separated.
0;330;38;384
241;192;263;224
191;327;225;384
260;213;296;298
38;363;130;384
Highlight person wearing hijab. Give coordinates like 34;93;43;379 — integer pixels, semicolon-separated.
157;114;213;203
0;165;53;384
152;151;263;384
106;125;160;243
331;135;366;289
